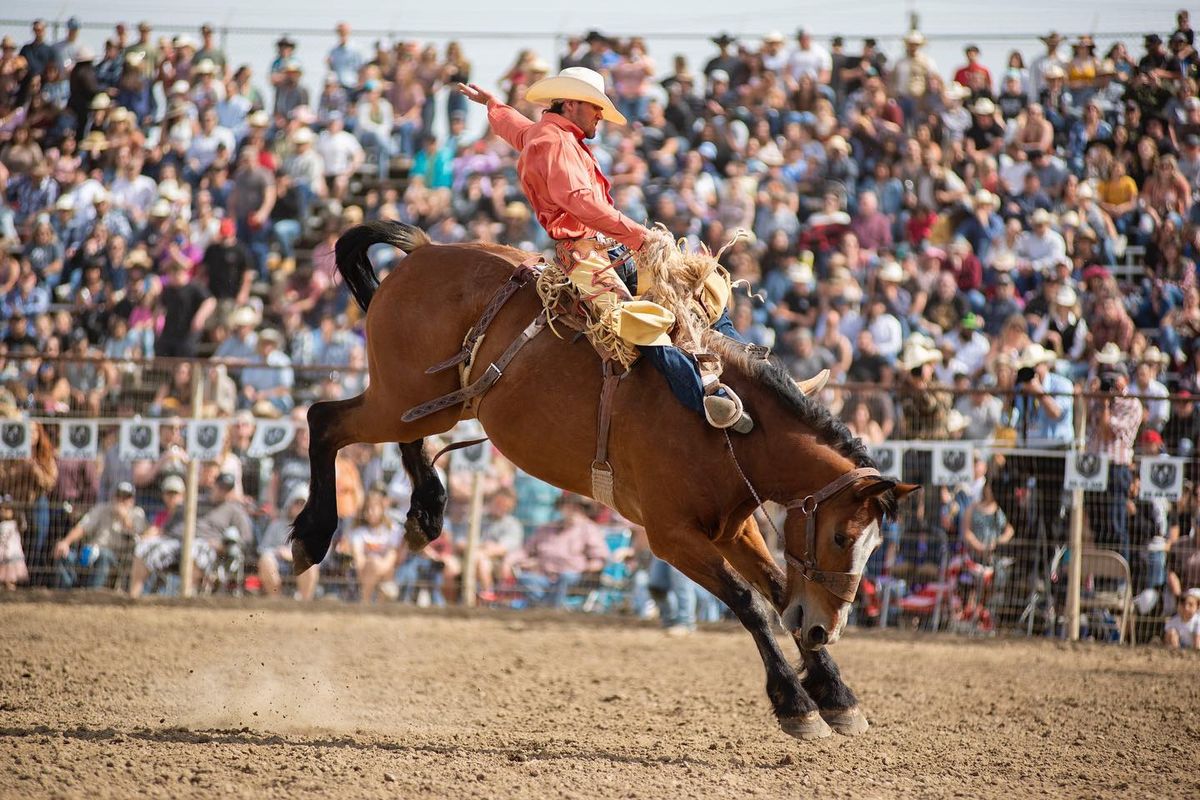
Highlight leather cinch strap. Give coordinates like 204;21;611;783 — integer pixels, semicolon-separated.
783;467;881;603
402;315;547;423
590;362;623;509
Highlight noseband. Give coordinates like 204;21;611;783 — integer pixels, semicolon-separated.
782;467;881;604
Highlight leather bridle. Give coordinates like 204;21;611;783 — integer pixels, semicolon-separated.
722;432;886;605
781;467;882;604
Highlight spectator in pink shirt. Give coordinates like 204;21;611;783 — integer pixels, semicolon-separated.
506;495;608;608
849;190;892;255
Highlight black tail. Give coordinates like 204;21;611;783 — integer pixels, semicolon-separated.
334;220;431;312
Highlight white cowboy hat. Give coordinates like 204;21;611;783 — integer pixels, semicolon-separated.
1141;346;1170;365
971;97;996;116
900;343;942;372
947;409;970;435
903;31;926;46
291;126;315;144
228;306;260;328
786;261;814;285
878;260;904;283
525;67;626;125
1094;342;1125;365
1019;343;1056;370
1054;285;1078;307
973;188;997;208
944;82;970;101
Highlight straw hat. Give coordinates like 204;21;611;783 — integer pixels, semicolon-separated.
81;131;109;152
247;109;270;128
973;188;998;208
903;31;926;46
1030;208;1052;226
291;126;315;145
1019;343;1056;370
108;106;132;124
827;135;850;154
1094;342;1125;365
1039;31;1066;47
1054;285;1078;307
89;93;112;111
1044;64;1065;80
193;59;216;75
524;67;626;125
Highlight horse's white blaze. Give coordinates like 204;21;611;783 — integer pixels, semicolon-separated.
849;520;881;577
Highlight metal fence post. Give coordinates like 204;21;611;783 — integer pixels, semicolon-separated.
179;365;203;597
1066;391;1088;641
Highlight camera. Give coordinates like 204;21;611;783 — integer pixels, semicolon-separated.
1098;375;1116;392
1015;366;1036;385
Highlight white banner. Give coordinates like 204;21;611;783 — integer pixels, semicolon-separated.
1064;452;1109;492
59;420;98;461
1140;457;1185;500
931;444;973;486
186;420;227;461
248;420;295;458
869;444;904;481
450;420;491;474
119;419;159;461
0;419;31;460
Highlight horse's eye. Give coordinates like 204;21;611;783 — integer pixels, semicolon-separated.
834;533;849;549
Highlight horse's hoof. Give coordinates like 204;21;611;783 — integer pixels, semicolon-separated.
291;540;314;574
403;517;431;551
821;706;869;736
779;711;833;740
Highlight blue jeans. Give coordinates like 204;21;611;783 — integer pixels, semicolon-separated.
648;557;697;629
517;570;582;608
395;555;446;606
1088;464;1132;563
638;310;749;416
56;546;118;589
273;219;302;259
358;129;396;179
236;216;271;279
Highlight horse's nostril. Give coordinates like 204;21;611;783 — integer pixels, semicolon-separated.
809;626;828;645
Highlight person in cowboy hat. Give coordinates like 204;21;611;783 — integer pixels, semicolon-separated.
704;33;740;83
1030;32;1066;99
1133;346;1171;432
456;69;754;432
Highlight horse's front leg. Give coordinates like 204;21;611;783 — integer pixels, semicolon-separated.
796;644;869;736
647;523;830;740
710;517;869;737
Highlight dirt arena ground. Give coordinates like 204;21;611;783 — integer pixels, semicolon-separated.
0;597;1195;799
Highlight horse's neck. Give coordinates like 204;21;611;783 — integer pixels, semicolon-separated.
735;377;857;504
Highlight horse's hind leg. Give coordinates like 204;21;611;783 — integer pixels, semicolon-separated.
398;440;446;550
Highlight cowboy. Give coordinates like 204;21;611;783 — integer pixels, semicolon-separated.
456;68;752;432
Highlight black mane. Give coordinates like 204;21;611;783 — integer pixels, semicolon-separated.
735;354;899;519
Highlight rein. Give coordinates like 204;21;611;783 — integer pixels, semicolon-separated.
723;431;880;604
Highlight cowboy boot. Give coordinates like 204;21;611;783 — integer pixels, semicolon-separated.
703;382;754;434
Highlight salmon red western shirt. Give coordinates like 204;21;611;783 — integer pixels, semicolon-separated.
485;101;649;251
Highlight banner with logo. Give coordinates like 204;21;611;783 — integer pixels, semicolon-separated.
931;444;973;486
0;419;31;460
869;443;905;481
248;419;295;458
1064;452;1109;492
59;420;99;461
119;419;159;461
1140;457;1185;500
186;420;227;461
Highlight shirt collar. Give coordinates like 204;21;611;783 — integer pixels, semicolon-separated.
543;112;586;142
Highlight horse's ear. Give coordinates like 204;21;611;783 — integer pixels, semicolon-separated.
855;479;895;500
892;482;921;500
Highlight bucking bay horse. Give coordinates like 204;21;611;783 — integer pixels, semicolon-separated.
291;220;917;740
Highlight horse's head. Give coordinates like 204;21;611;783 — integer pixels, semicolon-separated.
779;471;918;649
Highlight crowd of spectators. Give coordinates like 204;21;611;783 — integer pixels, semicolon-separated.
1;15;1199;643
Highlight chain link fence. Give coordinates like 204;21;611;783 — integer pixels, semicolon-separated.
2;353;1195;645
